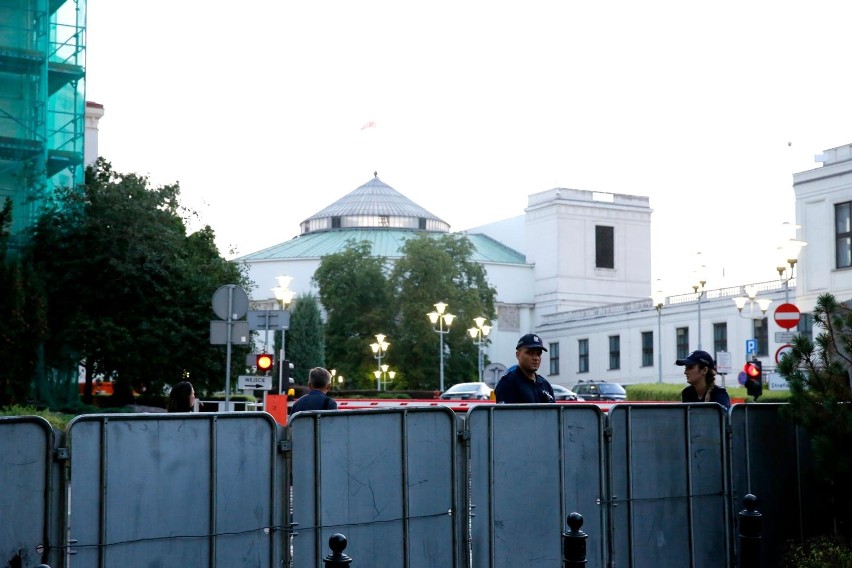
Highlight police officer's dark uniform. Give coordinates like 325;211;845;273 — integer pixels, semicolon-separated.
495;334;556;404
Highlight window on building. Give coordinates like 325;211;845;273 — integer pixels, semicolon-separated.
798;313;813;341
418;217;427;230
379;215;390;227
608;335;620;370
641;331;654;367
753;318;769;356
676;327;689;360
331;216;341;229
549;342;560;375
578;339;589;373
713;323;727;355
836;202;852;269
595;225;614;269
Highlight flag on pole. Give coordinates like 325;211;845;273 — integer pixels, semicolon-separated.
360;120;377;130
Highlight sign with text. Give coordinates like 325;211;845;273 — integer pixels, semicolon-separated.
775;331;796;344
238;375;272;391
768;371;789;391
715;351;732;374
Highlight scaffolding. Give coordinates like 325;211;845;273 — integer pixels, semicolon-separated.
0;0;86;248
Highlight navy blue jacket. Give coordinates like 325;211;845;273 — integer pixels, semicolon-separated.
495;367;555;404
292;390;337;412
681;385;731;410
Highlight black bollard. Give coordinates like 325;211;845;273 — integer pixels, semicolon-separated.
323;533;352;567
563;512;588;567
738;494;762;568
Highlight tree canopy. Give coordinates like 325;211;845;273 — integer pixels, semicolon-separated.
22;159;250;405
286;293;325;384
312;240;393;389
389;234;496;390
313;233;496;391
777;292;852;535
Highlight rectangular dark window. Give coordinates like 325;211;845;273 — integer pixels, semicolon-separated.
713;323;727;355
641;331;654;367
798;313;813;341
608;335;620;370
331;216;341;229
418;217;427;230
836;202;852;268
595;225;614;269
754;318;769;357
578;339;589;373
549;342;560;375
676;327;689;360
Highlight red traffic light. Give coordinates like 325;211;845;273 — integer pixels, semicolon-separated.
743;361;760;378
256;353;274;372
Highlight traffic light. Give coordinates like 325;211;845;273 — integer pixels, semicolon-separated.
743;359;763;400
256;353;274;372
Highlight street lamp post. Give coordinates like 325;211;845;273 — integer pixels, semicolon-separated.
776;236;807;304
652;291;665;384
692;263;707;350
370;334;389;391
271;276;295;393
467;317;491;383
427;302;455;392
733;285;772;318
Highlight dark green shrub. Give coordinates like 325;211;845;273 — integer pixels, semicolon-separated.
781;536;852;567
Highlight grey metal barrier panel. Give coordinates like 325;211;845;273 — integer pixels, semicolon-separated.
289;407;459;567
66;412;284;568
467;404;607;568
0;416;59;568
729;403;825;567
608;404;730;568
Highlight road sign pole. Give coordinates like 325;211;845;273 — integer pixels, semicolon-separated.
225;284;234;408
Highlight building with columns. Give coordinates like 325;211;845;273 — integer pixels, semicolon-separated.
237;143;852;391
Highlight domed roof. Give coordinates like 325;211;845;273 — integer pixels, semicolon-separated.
300;174;450;235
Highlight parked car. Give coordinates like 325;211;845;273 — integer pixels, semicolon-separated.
440;382;493;400
551;384;583;401
572;380;627;401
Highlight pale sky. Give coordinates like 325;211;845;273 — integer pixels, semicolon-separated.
85;1;852;296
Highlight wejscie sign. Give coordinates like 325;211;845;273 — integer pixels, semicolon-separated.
237;375;272;391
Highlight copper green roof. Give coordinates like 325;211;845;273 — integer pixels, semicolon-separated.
235;229;527;265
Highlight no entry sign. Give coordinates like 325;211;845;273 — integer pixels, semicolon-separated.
774;303;801;330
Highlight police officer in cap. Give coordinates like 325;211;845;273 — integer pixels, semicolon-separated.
495;334;556;404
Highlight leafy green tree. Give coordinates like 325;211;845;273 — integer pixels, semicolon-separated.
286;293;325;384
26;159;249;405
777;292;852;535
0;199;49;407
312;240;393;389
389;234;496;390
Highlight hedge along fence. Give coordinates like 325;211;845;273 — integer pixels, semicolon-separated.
623;383;790;403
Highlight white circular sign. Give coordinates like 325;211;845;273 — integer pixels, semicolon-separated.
775;344;793;365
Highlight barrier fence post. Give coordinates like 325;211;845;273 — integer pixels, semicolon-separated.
738;494;762;568
323;533;352;567
563;512;588;567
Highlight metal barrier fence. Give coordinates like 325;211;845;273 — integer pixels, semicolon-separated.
0;404;830;567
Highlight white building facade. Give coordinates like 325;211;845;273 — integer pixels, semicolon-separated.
238;144;852;391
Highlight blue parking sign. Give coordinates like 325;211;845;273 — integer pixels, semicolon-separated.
746;339;757;354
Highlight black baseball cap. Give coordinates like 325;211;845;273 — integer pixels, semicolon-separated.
675;350;715;368
516;333;547;351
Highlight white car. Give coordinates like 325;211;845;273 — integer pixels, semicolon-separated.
551;384;584;401
440;382;493;400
